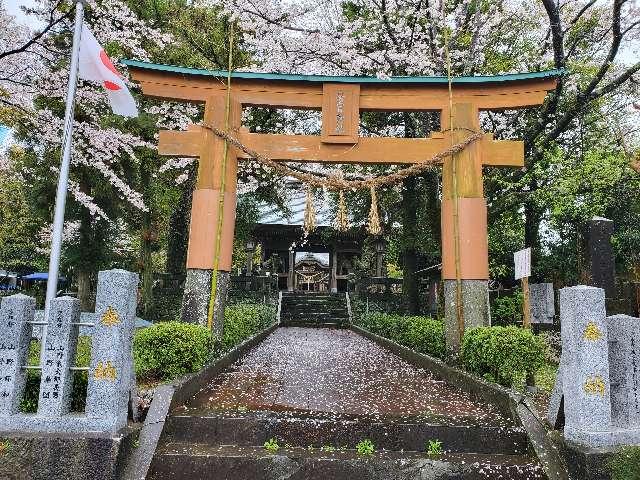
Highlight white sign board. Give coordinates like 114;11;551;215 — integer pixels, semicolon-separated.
514;247;531;280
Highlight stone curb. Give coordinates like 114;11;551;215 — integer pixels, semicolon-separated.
349;324;572;480
120;322;278;480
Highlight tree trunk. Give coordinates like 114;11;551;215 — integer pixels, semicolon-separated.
76;181;97;312
402;175;420;314
523;199;543;281
166;164;195;275
76;268;92;311
139;155;158;318
140;221;154;318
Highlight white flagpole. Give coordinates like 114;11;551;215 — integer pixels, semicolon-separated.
43;1;84;326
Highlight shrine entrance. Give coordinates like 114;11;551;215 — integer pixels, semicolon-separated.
294;252;330;292
125;60;559;349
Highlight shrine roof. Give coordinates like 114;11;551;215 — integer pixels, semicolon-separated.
258;189;333;227
122;59;563;85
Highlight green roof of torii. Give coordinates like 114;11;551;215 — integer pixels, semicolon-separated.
122;59;563;85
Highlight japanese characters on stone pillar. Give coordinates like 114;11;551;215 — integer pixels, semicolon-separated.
0;294;35;415
86;269;139;432
530;283;555;324
38;296;80;416
607;314;640;429
549;296;640;446
585;216;616;298
0;269;138;434
560;286;612;444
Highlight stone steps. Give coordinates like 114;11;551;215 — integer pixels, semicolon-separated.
280;292;349;327
161;411;528;455
145;327;546;480
148;443;544;480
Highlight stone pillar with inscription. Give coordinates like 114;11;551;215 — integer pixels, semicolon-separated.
85;269;139;433
585;216;616;298
530;283;555;324
560;285;612;444
607;314;640;428
0;294;35;415
38;296;80;416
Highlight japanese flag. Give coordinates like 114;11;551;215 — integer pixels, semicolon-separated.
78;23;138;117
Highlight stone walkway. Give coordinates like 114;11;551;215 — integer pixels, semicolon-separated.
185;327;511;427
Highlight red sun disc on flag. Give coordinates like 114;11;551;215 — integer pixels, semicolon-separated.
100;50;122;77
103;80;121;91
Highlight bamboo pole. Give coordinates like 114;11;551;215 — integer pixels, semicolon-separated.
522;276;531;329
442;7;465;343
207;23;235;331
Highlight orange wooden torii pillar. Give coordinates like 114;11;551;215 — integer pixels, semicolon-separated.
125;60;559;348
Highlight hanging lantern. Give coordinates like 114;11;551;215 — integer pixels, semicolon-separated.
303;186;317;234
368;185;382;236
335;189;350;232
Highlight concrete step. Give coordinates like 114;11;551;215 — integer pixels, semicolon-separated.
281;300;345;306
280;321;345;328
162;411;528;455
148;443;544;480
280;312;348;318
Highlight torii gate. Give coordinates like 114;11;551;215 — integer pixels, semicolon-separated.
124;60;559;349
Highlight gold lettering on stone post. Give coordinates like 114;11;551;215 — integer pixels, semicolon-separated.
101;306;120;327
583;321;603;341
584;375;605;396
94;361;117;381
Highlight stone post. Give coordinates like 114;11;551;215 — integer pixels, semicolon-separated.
560;285;612;444
0;294;35;415
530;283;555;324
585;216;616;298
181;269;211;327
85;269;138;433
607;314;640;428
245;241;255;276
288;249;295;292
330;249;338;293
38;296;80;416
211;272;229;338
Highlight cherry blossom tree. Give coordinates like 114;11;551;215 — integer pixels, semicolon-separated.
218;0;640;288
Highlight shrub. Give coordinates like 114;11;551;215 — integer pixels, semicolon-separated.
608;446;640;480
461;326;546;387
491;290;524;326
134;321;212;381
357;312;446;359
219;303;275;352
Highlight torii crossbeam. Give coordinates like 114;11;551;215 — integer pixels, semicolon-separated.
124;60;559;348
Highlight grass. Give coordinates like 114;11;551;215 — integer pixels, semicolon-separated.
356;439;375;456
264;438;280;453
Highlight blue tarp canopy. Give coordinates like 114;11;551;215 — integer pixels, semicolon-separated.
21;272;66;282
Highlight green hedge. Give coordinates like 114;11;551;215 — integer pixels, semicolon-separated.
356;312;446;359
491;291;524;326
219;303;275;353
134;321;212;381
461;326;546;387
